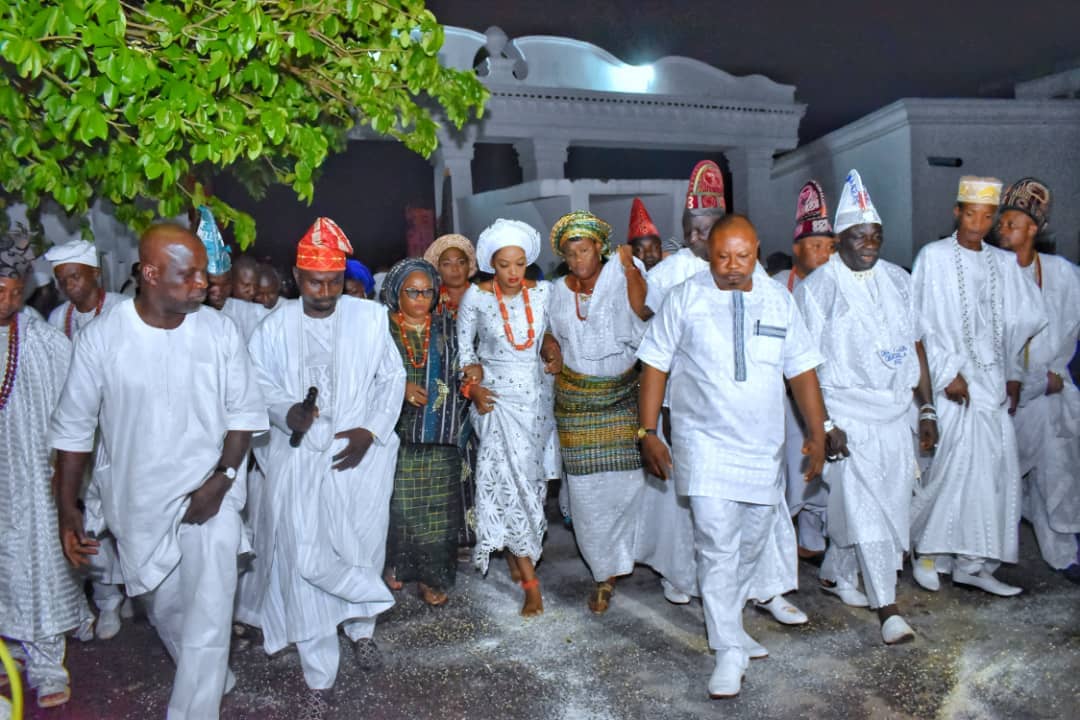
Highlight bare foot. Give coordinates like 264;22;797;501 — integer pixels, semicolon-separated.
384;570;403;591
419;582;449;607
520;580;544;617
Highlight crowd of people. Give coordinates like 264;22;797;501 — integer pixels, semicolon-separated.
0;159;1077;718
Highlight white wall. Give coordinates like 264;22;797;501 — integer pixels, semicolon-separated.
765;99;1080;268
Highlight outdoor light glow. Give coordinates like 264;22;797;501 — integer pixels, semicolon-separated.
610;64;655;93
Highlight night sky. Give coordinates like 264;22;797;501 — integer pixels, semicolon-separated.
217;1;1080;269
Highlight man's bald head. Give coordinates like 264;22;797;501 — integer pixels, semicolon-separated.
707;214;758;292
137;223;208;314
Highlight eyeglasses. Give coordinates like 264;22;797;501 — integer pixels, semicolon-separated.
402;288;436;299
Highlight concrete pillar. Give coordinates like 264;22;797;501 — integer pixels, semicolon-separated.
431;130;476;232
726;147;774;223
513;137;570;181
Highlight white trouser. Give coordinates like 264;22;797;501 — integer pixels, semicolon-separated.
1024;473;1080;570
86;535;124;612
690;497;774;658
820;540;902;609
7;635;67;691
296;618;375;690
141;508;241;720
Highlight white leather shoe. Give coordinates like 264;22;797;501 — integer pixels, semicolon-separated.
952;569;1022;597
739;629;768;659
756;595;809;625
95;608;122;640
661;578;691;605
820;581;869;607
881;615;915;645
707;651;747;699
912;556;941;592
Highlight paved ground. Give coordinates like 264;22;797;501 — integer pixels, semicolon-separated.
17;514;1080;720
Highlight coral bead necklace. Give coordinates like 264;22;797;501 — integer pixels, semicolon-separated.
494;282;535;351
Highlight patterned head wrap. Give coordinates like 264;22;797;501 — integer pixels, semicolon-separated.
344;259;375;297
550;210;613;257
475;219;541;274
957;176;1003;206
423;233;478;278
381;257;439;312
793;180;834;242
296;217;353;272
43;239;100;269
196;206;231;275
834;169;882;234
628;198;660;240
685;160;726;213
0;222;34;279
1000;177;1051;229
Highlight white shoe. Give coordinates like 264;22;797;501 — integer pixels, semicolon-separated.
96;608;122;640
820;581;869;607
952;569;1022;597
738;629;768;659
881;615;915;645
119;597;135;619
661;578;691;605
707;650;746;699
224;668;237;695
755;595;808;625
912;556;940;592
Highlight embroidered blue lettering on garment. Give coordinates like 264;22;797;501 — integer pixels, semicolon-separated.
733;291;746;382
878;345;909;369
754;320;787;339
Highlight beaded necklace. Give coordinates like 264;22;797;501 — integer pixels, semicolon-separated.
396;312;431;369
0;315;19;411
437;286;460;317
952;236;1002;372
64;288;105;338
494;282;535;351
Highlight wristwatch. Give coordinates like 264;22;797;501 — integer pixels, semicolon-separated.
636;427;657;440
216;465;238;481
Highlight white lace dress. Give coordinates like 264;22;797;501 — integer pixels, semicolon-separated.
457;282;553;572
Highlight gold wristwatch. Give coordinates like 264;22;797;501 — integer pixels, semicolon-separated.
636;427;657;440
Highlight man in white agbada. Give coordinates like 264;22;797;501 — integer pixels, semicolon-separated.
995;178;1080;579
909;176;1047;596
641;160;809;628
637;215;827;698
543;211;651;614
795;170;938;644
51;224;268;720
246;217;403;711
0;228;90;710
777;180;835;559
42;238;129;640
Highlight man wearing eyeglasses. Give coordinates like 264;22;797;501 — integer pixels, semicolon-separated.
245;218;406;717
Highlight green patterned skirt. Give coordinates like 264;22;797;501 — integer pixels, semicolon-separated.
388;443;463;590
554;366;642;476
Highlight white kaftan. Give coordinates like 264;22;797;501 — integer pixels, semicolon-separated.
221;296;269;343
1012;254;1080;569
457;282;552;573
47;291;124;337
637;271;822;656
247;297;403;689
796;256;921;607
50;300;268;720
1;316;89;691
548;259;648;581
910;236;1047;569
776;270;829;552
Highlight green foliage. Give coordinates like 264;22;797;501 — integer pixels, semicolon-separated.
0;0;488;247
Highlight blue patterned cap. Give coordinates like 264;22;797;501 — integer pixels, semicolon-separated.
196;206;231;275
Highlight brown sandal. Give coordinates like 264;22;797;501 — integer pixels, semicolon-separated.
588;581;615;614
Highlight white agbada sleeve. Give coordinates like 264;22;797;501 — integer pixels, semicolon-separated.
911;245;967;394
222;317;271;433
50;325;105;453
352;309;406;444
636;281;686;374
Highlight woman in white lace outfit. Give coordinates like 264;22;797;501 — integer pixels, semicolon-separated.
457;219;556;616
